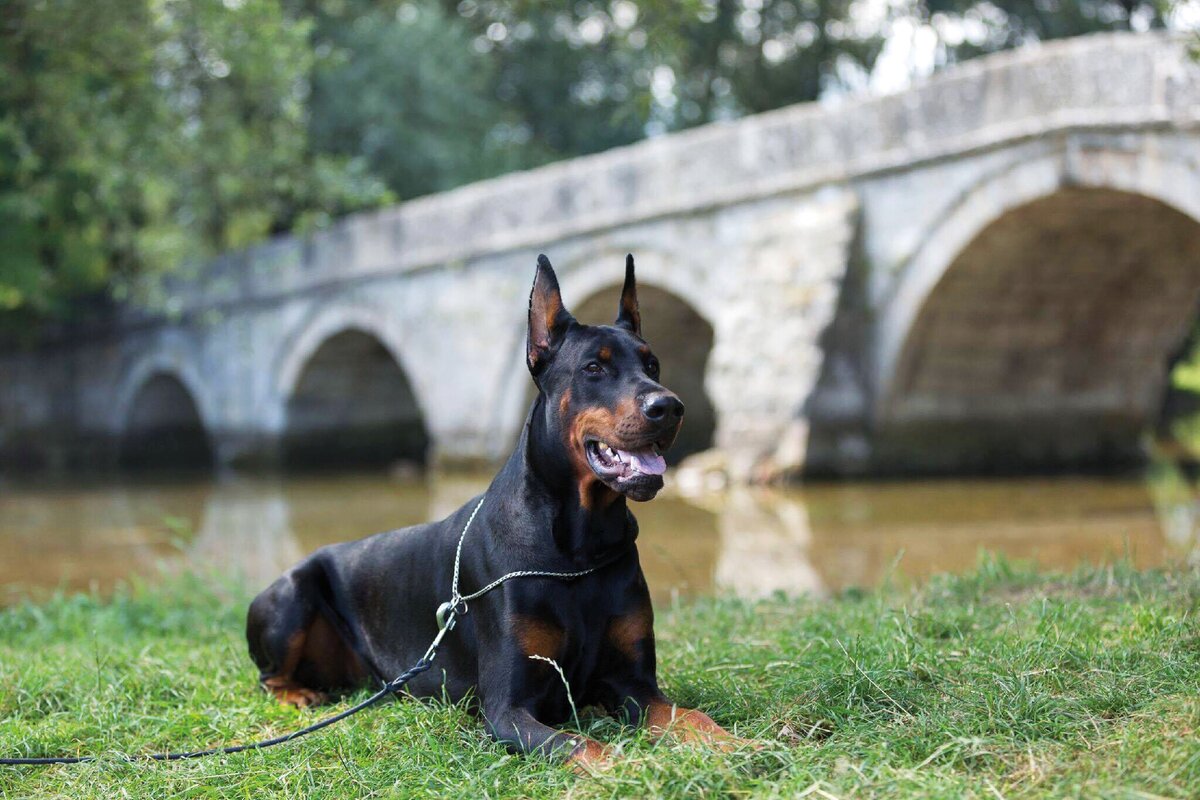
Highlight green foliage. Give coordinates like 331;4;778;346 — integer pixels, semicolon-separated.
919;0;1170;63
307;1;528;199
451;0;885;156
638;0;884;125
1;1;162;322
0;0;389;328
150;0;391;250
2;562;1200;797
1173;344;1200;394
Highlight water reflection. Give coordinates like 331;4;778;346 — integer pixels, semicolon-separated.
1;468;1197;605
712;479;1176;598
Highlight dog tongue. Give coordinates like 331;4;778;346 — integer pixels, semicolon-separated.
618;447;666;476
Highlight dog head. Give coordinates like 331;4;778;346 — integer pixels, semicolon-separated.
526;254;684;504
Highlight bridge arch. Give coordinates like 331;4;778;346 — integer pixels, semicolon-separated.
115;353;214;470
873;146;1200;472
112;335;216;472
273;304;430;470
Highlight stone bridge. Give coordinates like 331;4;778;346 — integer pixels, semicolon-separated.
3;32;1199;479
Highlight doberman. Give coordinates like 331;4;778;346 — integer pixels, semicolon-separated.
246;254;743;768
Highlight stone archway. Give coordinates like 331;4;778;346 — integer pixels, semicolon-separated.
875;187;1200;473
119;373;213;470
281;329;430;470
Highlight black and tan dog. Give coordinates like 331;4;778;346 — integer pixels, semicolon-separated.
246;254;742;767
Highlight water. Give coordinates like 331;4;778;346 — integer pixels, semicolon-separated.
3;467;1197;606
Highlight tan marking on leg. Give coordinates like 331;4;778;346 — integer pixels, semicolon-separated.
514;615;566;659
279;630;305;673
606;603;653;661
258;618;349;709
263;676;329;708
301;615;367;688
260;629;307;707
645;698;746;751
564;737;614;774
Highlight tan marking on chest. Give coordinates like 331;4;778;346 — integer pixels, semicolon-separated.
606;603;653;661
514;615;566;659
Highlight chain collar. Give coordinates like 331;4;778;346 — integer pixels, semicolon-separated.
429;495;628;653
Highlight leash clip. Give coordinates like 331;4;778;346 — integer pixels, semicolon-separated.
435;596;468;632
424;596;466;664
435;602;456;632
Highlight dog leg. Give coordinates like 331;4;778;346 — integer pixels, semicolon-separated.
486;707;612;772
246;563;364;708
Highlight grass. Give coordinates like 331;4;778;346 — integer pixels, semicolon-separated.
1;558;1199;798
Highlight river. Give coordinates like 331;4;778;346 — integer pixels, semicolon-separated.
3;466;1197;606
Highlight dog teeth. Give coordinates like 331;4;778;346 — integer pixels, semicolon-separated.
592;441;632;470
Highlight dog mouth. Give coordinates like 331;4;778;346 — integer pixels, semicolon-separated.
584;437;668;500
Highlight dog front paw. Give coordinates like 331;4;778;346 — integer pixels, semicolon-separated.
565;737;614;774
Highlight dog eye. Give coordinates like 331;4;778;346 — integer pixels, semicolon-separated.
583;362;604;375
646;359;660;379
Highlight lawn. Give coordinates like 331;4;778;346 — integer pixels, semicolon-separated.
1;559;1198;799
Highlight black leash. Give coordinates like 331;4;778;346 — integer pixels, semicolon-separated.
0;651;435;766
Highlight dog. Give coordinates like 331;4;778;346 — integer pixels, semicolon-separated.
246;254;742;767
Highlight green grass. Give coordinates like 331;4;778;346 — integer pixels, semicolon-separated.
2;559;1199;798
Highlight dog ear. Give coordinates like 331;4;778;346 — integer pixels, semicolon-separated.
527;254;575;376
614;254;641;336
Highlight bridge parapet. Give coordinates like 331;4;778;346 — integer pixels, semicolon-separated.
150;33;1194;316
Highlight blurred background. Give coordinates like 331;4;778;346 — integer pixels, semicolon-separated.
2;0;1200;605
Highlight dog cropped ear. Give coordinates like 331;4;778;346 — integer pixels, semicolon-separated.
527;254;575;376
614;253;641;336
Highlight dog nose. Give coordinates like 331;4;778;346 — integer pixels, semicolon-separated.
641;392;684;422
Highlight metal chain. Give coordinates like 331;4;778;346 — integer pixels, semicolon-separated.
446;495;614;607
459;564;609;603
449;496;487;600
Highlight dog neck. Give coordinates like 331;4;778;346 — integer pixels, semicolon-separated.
489;395;637;565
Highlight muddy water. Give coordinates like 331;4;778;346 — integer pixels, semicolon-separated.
2;469;1197;605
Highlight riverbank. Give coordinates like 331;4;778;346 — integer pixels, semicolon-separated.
2;560;1198;798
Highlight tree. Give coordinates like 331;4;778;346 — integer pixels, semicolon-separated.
917;0;1170;64
0;0;388;333
306;1;524;199
443;0;885;156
